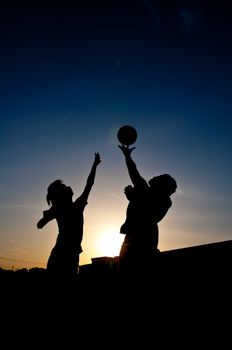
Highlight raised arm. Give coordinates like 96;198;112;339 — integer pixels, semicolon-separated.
79;152;101;202
118;145;147;187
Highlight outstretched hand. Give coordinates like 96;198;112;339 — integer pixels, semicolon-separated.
94;152;101;166
37;217;46;229
124;185;134;200
118;144;136;156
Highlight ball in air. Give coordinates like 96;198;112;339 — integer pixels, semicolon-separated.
117;125;137;146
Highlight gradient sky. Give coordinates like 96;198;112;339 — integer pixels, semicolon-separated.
1;0;232;269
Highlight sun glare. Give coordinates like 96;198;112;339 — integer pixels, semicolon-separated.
96;226;124;257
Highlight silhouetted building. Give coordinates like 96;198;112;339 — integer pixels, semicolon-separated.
79;256;119;278
79;240;232;281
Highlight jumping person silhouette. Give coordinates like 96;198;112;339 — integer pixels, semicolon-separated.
37;152;101;277
118;145;177;280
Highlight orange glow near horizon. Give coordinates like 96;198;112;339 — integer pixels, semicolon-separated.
94;226;124;258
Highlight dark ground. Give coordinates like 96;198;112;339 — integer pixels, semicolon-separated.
1;241;231;349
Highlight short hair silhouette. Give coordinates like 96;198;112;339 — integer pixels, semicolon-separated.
148;174;177;196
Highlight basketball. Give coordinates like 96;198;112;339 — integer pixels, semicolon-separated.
117;125;137;146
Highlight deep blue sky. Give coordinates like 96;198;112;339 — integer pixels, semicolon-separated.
1;0;232;269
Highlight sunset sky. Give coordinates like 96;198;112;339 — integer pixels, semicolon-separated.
1;0;232;270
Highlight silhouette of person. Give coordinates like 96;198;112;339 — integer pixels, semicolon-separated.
37;152;101;277
118;145;177;280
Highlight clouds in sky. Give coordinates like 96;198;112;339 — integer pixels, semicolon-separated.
143;0;232;34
